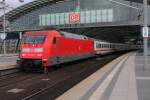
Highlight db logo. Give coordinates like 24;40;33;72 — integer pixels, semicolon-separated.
69;12;80;23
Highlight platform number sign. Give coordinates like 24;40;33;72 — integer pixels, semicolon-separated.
142;27;149;38
69;12;80;23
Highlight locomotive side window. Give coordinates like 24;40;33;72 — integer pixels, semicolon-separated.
52;37;57;44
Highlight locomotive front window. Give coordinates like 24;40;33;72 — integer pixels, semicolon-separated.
35;36;45;44
23;35;46;44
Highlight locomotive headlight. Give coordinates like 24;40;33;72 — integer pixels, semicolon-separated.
22;48;30;52
34;48;43;52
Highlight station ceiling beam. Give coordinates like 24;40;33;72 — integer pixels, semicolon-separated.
0;0;65;21
124;0;150;4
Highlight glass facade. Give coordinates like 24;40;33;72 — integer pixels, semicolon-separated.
39;9;114;26
9;0;143;31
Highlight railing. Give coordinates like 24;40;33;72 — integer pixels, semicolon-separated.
0;39;21;54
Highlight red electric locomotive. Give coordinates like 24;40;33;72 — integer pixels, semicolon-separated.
18;30;95;71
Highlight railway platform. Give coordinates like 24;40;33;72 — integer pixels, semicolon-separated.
57;51;150;100
0;54;18;70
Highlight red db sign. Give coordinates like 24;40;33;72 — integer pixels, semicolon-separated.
69;12;80;23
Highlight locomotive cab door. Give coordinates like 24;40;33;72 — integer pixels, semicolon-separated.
52;37;60;64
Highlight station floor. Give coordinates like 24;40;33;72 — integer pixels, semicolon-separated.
57;51;150;100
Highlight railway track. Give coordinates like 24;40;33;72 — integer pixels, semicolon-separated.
0;73;40;88
0;68;19;76
0;72;25;81
22;60;100;100
0;53;124;100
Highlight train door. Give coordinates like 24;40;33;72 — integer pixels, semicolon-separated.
52;36;60;64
